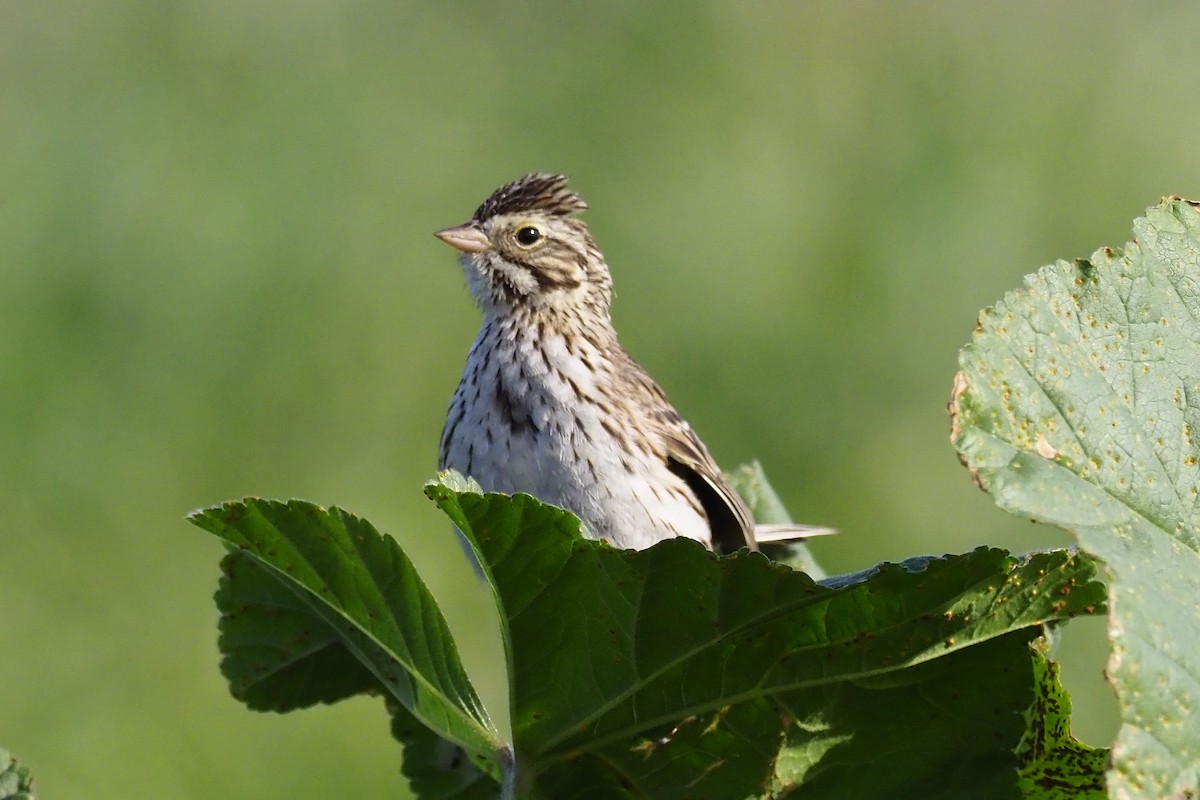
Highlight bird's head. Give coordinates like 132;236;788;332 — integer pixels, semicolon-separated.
436;173;613;317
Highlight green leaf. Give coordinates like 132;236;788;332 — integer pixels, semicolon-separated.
952;197;1200;798
389;700;501;800
726;460;796;526
0;748;34;800
1016;654;1107;799
426;476;1105;797
188;499;506;768
215;550;381;709
768;636;1050;799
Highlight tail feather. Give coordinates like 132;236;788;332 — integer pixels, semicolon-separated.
753;524;837;544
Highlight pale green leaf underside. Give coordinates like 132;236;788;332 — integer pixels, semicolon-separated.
954;198;1200;798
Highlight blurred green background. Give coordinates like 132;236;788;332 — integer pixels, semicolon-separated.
4;2;1198;796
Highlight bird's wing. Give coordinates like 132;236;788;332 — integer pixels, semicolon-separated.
619;350;757;553
660;422;758;554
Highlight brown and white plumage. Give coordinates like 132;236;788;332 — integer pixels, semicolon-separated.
436;173;807;553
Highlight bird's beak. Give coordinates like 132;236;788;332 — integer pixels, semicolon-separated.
435;222;491;253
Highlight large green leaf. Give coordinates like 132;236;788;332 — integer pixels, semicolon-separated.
952;197;1200;798
426;476;1106;797
188;499;505;771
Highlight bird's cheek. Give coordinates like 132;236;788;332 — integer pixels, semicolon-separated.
494;259;538;296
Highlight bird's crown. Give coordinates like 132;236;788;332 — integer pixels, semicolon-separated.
472;173;588;222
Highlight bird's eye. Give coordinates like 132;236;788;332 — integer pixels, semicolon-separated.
515;226;542;246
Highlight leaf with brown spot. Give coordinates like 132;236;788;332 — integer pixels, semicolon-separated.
953;197;1200;797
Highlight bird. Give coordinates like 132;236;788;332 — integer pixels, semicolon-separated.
435;173;827;554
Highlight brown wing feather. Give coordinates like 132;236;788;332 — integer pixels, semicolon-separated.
661;423;757;554
615;346;757;554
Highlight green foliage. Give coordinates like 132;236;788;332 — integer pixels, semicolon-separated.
953;198;1200;799
0;748;34;800
188;501;505;767
190;482;1104;798
1016;656;1107;799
